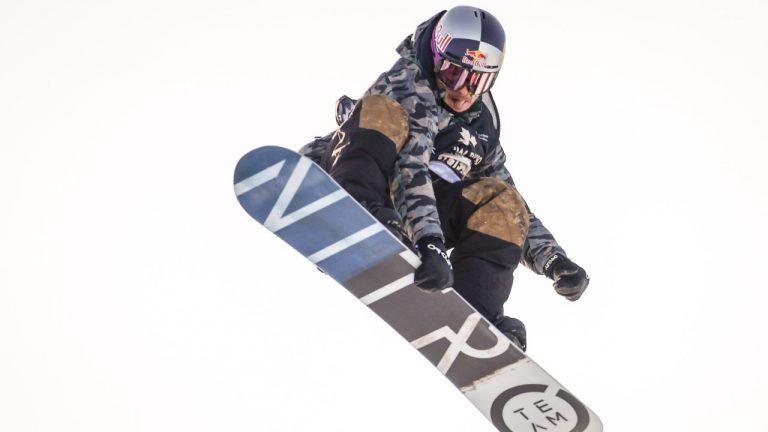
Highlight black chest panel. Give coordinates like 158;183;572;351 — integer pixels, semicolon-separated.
431;106;499;179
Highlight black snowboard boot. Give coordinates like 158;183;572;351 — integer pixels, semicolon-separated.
493;315;527;352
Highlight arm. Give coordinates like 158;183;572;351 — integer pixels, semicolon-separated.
477;131;589;300
364;61;444;244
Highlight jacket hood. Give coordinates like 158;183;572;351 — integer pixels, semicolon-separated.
396;11;444;89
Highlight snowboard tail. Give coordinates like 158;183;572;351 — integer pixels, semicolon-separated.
234;145;602;431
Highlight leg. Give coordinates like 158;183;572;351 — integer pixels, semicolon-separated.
322;94;408;209
434;178;530;349
321;95;409;239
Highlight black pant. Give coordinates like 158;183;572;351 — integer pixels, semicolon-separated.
433;179;523;322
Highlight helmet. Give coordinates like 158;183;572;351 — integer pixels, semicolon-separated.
431;6;506;95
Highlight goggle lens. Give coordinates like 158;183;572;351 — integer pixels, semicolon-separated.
436;60;497;95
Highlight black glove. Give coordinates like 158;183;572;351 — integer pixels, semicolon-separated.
544;254;590;301
414;237;454;292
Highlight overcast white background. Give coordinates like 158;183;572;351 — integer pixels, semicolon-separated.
2;0;767;431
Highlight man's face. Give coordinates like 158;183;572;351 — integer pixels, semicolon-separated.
436;79;480;113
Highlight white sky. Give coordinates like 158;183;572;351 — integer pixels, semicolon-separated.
1;1;767;431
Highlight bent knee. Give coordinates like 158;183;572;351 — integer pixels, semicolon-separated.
462;178;529;246
345;94;409;151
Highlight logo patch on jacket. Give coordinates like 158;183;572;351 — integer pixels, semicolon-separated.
459;127;478;148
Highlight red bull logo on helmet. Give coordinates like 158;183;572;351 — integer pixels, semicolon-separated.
434;23;454;52
462;49;488;67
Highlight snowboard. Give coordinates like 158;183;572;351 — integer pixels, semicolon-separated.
234;145;602;431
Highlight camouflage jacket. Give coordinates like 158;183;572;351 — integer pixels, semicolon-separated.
300;13;566;275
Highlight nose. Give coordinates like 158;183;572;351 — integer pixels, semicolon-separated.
448;85;470;96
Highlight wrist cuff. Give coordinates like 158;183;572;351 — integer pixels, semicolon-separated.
543;254;567;279
416;236;444;251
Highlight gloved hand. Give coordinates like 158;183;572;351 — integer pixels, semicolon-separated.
414;236;454;292
544;254;590;301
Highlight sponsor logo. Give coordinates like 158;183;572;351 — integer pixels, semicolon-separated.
427;243;452;269
437;153;471;179
490;385;591;432
463;49;488;67
434;23;453;52
544;254;561;272
458;127;478;148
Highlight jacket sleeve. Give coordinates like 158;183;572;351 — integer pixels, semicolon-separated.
474;133;567;275
364;61;444;244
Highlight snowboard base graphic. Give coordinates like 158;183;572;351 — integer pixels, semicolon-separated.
234;146;602;431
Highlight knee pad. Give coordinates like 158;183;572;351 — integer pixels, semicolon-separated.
325;95;408;207
340;94;409;152
462;178;529;247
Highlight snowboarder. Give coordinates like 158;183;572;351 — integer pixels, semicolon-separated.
299;6;589;351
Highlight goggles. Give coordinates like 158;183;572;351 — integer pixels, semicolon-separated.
435;59;498;95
